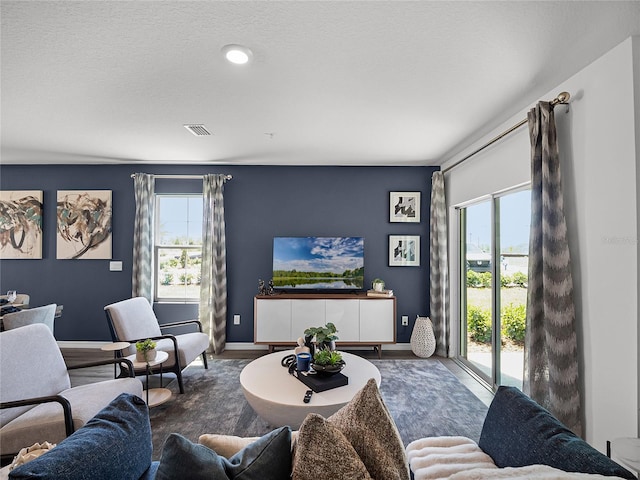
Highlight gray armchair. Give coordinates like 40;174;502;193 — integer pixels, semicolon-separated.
0;323;143;462
104;297;209;394
2;303;56;333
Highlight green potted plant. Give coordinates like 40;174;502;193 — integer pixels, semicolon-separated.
372;278;385;292
311;348;345;375
135;338;157;363
304;322;339;351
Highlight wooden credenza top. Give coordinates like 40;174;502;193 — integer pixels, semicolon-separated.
255;292;395;300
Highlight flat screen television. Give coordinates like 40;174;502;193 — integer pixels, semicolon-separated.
272;236;364;291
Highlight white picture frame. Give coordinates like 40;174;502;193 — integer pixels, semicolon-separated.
390;191;421;223
389;235;420;266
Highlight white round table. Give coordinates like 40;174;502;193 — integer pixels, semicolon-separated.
240;350;381;428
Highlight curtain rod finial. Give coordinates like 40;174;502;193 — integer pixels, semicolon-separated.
553;92;570;105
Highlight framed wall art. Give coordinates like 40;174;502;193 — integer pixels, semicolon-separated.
0;190;43;259
57;190;112;259
389;235;420;266
390;191;420;223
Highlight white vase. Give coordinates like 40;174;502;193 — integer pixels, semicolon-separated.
136;348;157;363
411;316;436;358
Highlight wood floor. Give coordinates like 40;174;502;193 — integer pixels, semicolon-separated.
61;347;494;406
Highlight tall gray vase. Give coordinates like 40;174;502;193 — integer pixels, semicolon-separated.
411;316;436;358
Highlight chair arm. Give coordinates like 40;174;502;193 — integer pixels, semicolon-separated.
159;319;204;333
1;395;74;437
66;357;136;377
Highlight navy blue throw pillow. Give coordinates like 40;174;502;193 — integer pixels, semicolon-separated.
479;386;635;479
9;393;152;480
156;427;291;480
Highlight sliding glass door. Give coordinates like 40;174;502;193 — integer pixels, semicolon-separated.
459;188;529;389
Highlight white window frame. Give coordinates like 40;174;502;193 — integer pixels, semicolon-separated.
154;194;203;303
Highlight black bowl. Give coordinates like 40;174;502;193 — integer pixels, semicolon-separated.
310;360;345;376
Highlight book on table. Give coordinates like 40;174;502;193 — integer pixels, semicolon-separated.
366;289;393;297
292;370;348;392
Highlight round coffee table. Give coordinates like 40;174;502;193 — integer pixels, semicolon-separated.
240;350;381;428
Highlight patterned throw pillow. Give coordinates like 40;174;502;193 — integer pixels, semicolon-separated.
292;378;410;480
292;414;372;480
328;378;410;480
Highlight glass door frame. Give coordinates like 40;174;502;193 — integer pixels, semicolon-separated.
456;184;530;391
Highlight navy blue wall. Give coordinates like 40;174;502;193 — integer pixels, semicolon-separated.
0;164;437;344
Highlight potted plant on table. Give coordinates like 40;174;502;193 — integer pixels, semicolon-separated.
311;348;345;376
135;338;157;363
372;278;385;292
304;322;339;352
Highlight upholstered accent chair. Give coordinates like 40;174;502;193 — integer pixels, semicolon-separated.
2;303;56;333
0;323;143;463
104;297;209;394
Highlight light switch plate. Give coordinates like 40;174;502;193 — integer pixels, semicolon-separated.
401;315;409;326
109;261;123;271
233;314;241;325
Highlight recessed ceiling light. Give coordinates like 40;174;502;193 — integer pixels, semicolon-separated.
222;44;253;65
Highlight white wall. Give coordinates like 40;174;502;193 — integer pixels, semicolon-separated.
442;37;638;451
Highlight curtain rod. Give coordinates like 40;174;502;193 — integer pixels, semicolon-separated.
130;173;232;180
441;92;570;174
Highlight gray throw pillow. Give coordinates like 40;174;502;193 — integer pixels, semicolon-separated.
155;426;291;480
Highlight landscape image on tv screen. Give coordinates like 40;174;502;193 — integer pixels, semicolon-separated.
272;237;364;290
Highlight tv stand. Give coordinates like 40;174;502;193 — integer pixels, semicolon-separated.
253;293;396;358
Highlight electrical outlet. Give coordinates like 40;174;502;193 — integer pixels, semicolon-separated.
401;315;409;326
233;314;241;325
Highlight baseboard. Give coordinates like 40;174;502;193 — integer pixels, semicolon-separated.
57;340;412;351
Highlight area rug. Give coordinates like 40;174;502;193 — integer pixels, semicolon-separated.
148;358;489;460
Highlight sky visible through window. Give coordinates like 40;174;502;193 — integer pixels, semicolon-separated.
466;190;531;253
157;196;203;244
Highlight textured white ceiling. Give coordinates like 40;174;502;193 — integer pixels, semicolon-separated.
2;1;639;166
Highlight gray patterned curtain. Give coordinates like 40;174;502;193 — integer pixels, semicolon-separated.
430;171;449;356
132;173;155;302
524;102;581;436
200;174;228;354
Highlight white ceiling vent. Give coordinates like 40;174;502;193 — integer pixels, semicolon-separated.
184;124;212;136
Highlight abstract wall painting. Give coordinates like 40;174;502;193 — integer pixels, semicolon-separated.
390;191;421;223
389;235;420;266
0;190;43;259
57;190;112;259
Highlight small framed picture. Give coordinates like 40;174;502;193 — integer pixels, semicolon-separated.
389;235;420;266
390;191;420;223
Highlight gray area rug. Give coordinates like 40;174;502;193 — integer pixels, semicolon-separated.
149;358;489;460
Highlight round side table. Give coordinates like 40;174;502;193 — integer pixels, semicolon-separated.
101;341;131;378
125;350;172;407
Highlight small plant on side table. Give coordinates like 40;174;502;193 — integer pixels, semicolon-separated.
135;338;157;363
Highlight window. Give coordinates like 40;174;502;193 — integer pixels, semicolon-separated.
154;195;203;302
458;187;530;389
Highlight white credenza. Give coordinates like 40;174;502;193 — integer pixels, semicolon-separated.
254;293;396;357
